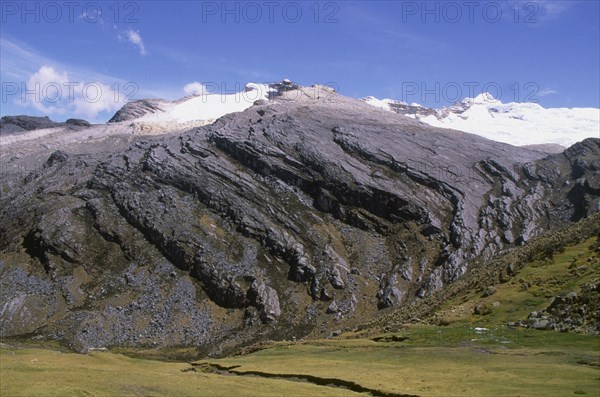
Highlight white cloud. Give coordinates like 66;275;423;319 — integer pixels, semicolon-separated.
125;29;147;55
183;82;208;96
538;88;558;97
18;65;127;120
0;37;180;122
26;66;70;114
72;82;125;119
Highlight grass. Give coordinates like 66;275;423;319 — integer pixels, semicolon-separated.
197;332;600;397
0;343;360;397
1;234;598;396
3;332;598;397
434;236;600;327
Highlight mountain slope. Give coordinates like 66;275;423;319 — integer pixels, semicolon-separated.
1;83;598;354
363;212;600;333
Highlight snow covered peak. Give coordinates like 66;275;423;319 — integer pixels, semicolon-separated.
243;82;274;95
244;82;262;92
111;82;283;126
360;96;435;117
469;92;500;105
362;96;395;110
445;92;501;115
425;97;599;148
362;93;599;148
109;79;338;129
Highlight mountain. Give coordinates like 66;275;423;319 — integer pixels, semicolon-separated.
108;81;298;124
0;115;91;136
1;82;599;355
362;93;600;149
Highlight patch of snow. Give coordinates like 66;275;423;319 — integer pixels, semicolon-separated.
423;100;599;147
363;92;600;147
138;83;274;124
362;96;393;111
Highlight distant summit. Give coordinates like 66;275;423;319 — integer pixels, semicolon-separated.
108;80;307;126
363;93;599;148
0;115;90;135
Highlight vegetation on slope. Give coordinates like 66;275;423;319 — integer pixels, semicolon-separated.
1;215;598;397
365;212;600;333
2;329;598;397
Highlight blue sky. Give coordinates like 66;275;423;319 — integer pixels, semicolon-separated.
1;0;599;122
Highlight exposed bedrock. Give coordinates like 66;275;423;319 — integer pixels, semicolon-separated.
1;87;598;353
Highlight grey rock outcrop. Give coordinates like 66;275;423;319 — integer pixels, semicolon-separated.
0;115;62;135
0;115;92;136
108;99;170;122
66;118;92;127
523;282;600;334
521;143;566;154
1;84;598;354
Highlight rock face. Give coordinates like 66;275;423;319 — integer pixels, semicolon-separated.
521;143;566;154
108;99;171;123
65;118;92;127
362;97;437;119
0;115;61;134
0;115;92;136
522;282;600;335
1;84;599;354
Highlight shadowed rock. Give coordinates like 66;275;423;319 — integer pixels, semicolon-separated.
0;84;598;354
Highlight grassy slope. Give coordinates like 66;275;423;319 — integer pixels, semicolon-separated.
435;236;600;327
0;344;360;397
2;221;599;397
3;334;598;397
365;213;600;332
199;335;599;397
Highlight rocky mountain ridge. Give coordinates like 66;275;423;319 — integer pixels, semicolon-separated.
0;115;91;135
1;83;598;355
